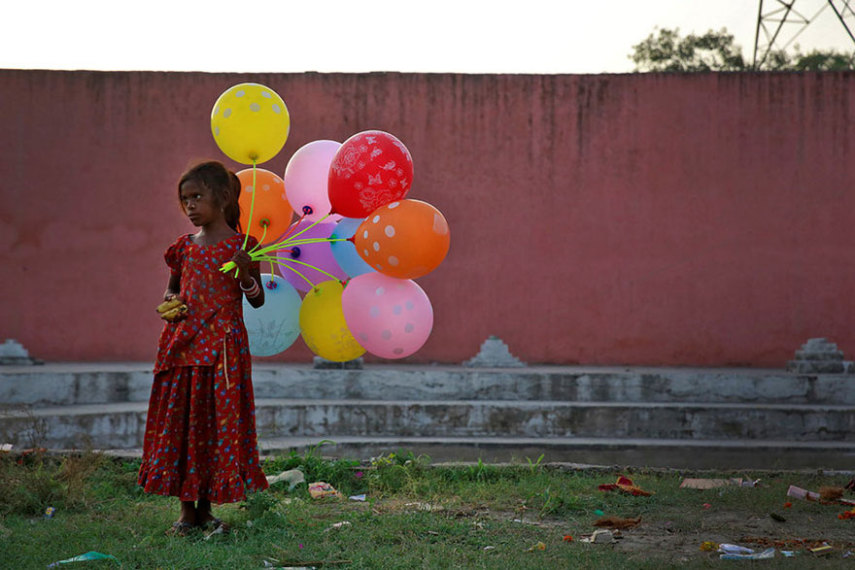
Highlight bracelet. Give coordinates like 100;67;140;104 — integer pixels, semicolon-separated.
240;279;261;298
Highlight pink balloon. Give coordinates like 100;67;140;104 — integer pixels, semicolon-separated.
275;220;346;292
284;140;342;222
341;273;433;359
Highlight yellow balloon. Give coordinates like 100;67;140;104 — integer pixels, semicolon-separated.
210;83;291;165
299;280;365;362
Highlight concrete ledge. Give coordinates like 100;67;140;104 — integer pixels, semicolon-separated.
3;399;852;449
85;436;855;471
2;362;854;405
256;436;855;470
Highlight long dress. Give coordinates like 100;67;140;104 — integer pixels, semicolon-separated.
137;233;269;503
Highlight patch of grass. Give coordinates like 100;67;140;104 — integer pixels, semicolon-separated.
2;450;855;569
263;440;363;496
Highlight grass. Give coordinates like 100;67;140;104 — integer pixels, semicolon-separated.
1;447;854;569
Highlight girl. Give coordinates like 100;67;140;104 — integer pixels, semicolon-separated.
138;160;269;536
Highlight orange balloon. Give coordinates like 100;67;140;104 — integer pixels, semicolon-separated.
354;199;450;279
237;168;293;244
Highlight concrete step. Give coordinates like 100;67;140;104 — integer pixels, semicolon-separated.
2;363;855;405
2;399;853;450
253;399;855;441
55;437;855;471
254;436;855;471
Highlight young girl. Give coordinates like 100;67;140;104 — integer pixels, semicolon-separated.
138;160;269;536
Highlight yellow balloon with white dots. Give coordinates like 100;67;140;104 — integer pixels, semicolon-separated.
210;83;290;165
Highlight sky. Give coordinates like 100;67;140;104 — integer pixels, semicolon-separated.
3;0;855;74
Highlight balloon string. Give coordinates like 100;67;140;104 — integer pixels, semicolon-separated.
268;237;348;247
260;210;307;248
276;210;307;242
256;254;342;283
264;258;316;288
253;229;332;257
218;235;346;274
253;223;268;250
256;213;331;254
242;160;258;251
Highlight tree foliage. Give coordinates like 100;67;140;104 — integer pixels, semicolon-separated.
631;27;855;72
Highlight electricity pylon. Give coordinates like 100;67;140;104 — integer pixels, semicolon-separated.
753;0;855;68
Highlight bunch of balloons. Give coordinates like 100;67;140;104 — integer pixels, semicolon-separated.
210;82;450;361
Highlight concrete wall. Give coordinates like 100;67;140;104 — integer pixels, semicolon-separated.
2;70;854;366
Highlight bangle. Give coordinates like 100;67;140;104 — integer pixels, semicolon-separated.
240;279;261;298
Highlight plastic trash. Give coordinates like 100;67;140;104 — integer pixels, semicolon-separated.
47;552;119;567
324;521;352;532
719;547;775;560
348;494;367;501
43;506;56;519
680;478;760;489
307;481;340;499
718;544;755;555
266;469;305;491
787;485;819;501
581;529;615;544
810;544;832;556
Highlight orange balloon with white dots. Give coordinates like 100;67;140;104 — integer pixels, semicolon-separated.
354;199;450;280
236;168;293;245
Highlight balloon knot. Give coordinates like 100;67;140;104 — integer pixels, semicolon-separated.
260;218;270;227
302;205;314;215
265;280;278;289
290;246;301;259
347;236;356;244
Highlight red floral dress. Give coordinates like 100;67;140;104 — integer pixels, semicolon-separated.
138;233;269;503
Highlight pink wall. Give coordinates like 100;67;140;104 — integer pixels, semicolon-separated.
2;70;854;366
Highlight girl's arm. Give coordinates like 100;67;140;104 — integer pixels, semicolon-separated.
232;249;265;308
164;273;181;300
245;263;265;309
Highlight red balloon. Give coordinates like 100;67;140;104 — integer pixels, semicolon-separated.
328;130;414;218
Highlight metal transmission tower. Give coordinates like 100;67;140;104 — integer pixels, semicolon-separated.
753;0;855;68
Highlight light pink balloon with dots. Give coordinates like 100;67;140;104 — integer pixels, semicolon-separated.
341;272;433;359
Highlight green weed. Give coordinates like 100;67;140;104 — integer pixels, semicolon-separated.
2;451;854;569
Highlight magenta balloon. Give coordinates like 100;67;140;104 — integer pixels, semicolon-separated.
284;140;342;222
341;273;433;359
276;220;347;292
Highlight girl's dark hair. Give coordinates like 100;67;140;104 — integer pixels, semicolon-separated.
178;161;242;232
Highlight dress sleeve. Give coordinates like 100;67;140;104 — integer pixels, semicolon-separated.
164;236;187;276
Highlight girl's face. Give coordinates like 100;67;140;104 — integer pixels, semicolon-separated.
179;180;221;227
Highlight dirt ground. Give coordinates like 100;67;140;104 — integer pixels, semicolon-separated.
373;494;855;564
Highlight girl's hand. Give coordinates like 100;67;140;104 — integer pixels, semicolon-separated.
231;249;253;276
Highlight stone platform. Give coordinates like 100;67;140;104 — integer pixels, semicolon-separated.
1;363;853;470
